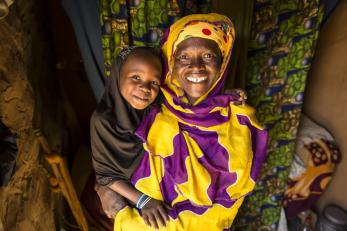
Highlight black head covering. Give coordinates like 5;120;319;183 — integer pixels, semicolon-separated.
91;47;161;186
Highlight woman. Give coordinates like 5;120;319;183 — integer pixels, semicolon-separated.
113;13;268;230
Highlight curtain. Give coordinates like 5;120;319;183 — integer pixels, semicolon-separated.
62;0;105;101
212;0;254;90
234;1;325;230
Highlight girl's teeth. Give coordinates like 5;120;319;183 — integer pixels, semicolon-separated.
187;77;207;83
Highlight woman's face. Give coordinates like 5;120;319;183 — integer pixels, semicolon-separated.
119;52;161;110
172;37;222;104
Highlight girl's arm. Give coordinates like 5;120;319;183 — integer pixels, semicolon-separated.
108;180;142;204
95;183;126;219
108;180;170;229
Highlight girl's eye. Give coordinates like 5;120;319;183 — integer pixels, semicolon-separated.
151;81;160;86
131;75;141;80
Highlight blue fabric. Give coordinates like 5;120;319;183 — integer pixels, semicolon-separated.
61;0;105;102
320;0;341;26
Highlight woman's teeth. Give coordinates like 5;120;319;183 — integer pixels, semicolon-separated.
187;76;207;83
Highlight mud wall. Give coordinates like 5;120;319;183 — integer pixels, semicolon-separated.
0;0;65;230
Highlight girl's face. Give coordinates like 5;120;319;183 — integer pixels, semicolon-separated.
172;37;222;104
119;52;161;110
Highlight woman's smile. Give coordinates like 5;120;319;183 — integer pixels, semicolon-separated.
186;71;208;83
186;76;207;83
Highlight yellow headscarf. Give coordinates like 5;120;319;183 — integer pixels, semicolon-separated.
161;13;235;105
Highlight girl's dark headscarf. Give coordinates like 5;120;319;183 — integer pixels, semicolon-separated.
91;46;161;186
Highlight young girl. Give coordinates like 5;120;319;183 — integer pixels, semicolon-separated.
90;46;170;228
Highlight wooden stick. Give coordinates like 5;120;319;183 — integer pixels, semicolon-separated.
34;130;89;231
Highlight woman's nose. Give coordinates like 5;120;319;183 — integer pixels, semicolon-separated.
189;57;204;69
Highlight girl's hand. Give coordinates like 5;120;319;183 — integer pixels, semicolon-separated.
141;198;170;229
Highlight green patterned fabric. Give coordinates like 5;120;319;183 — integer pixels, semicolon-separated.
99;0;212;77
212;0;254;90
234;1;324;230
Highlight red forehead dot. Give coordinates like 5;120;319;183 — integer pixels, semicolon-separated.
223;35;228;43
202;28;211;35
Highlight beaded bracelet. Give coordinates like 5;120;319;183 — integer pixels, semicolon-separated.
136;194;152;209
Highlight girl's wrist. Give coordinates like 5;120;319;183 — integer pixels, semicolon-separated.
136;193;152;209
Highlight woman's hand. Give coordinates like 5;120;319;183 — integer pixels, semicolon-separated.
225;88;247;105
141;198;170;229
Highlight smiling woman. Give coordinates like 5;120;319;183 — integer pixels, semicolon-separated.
113;13;268;231
173;37;222;104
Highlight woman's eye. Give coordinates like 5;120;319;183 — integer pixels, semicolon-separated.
177;55;189;61
203;53;213;59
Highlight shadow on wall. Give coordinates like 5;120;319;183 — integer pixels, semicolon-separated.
0;121;17;186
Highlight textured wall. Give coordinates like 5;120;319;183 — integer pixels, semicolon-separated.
0;0;65;230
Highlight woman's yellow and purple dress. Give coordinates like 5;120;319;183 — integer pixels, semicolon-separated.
114;14;268;231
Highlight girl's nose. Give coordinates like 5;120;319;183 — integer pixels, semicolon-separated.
139;83;151;93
